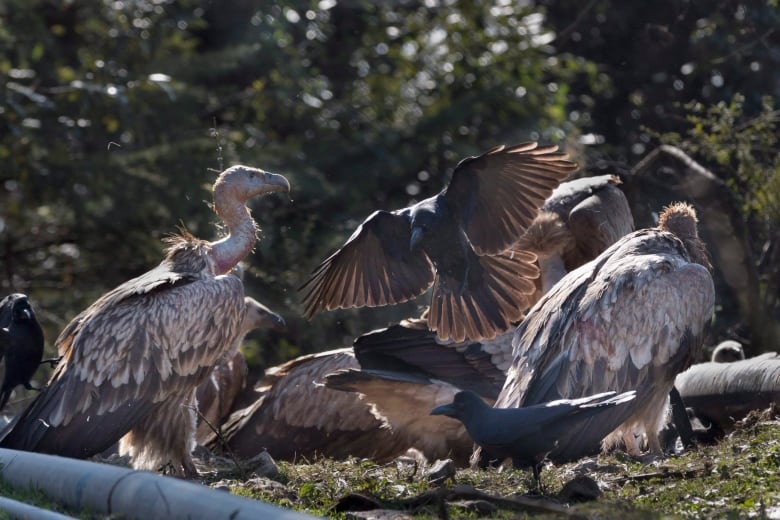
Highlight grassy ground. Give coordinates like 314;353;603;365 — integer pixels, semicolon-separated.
1;413;778;519
210;412;780;519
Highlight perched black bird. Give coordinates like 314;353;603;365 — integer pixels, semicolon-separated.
300;142;577;342
0;294;45;411
431;389;636;483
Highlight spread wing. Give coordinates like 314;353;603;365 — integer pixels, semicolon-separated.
211;349;411;463
0;267;245;458
444;142;578;255
495;230;715;459
299;210;435;319
428;248;538;342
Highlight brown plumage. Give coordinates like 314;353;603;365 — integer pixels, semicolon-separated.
300;142;577;342
495;202;715;461
195;296;286;444
0;165;289;476
514;174;635;296
207;346;472;464
313;178;634;465
206;349;405;462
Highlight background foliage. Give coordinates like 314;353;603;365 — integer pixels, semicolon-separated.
1;0;778;382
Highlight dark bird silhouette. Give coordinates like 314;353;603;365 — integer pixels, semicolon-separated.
495;202;715;460
300;142;577;342
195;296;286;444
0;165;289;476
431;390;636;482
514;174;634;297
0;294;45;411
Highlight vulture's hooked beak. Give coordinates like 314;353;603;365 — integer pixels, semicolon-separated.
267;312;287;332
260;171;291;194
430;403;457;417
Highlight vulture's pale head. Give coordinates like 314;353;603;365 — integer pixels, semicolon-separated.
213;165;290;211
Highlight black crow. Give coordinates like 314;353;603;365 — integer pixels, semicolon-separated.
0;294;45;411
431;389;636;483
300;142;577;342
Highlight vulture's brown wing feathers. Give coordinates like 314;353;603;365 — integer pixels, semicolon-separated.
496;228;715;460
0;265;245;457
211;349;413;463
323;368;475;464
428;248;538;342
445;142;577;255
299;210;434;319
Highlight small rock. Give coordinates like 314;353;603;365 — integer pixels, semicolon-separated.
558;474;602;502
426;459;456;486
209;479;235;492
244;476;289;494
192;443;212;461
245;450;280;479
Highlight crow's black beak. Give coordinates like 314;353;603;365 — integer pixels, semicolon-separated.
430;403;456;417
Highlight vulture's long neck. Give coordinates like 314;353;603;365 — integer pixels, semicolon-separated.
210;196;258;275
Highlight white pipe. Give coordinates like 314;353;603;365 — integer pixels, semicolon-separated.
0;448;317;520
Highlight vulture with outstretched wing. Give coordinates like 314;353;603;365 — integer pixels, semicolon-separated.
495;202;715;461
0;166;289;477
300;142;577;341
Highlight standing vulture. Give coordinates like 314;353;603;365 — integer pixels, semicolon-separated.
300;142;577;342
495;202;715;461
0;165;289;477
195;295;286;444
0;294;45;412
